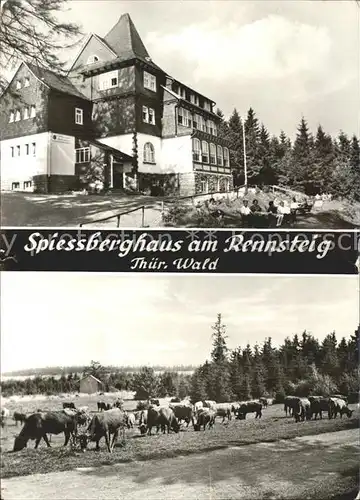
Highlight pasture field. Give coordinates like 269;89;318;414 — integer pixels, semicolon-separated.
1;398;358;480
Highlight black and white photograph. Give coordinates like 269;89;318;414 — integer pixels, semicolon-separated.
0;0;359;229
0;273;359;500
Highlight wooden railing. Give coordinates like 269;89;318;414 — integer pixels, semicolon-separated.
79;205;146;228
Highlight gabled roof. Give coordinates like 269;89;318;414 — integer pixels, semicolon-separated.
90;138;133;162
79;374;103;384
68;33;117;73
27;63;89;100
104;13;150;61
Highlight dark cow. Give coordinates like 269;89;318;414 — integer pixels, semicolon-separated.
147;406;180;435
259;397;268;408
194;408;216;431
170;397;181;403
97;402;111;411
293;398;311;422
13;411;27;426
79;408;127;453
169;404;194;427
215;403;232;422
237;401;262;420
284;396;298;416
150;399;160;406
63;402;76;410
309;396;330;420
329;398;353;419
13;411;79;452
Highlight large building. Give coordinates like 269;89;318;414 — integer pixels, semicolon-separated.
0;14;232;196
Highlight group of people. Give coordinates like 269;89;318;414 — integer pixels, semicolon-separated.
239;197;302;227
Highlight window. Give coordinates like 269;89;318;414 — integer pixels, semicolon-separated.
25;144;29;155
210;143;217;165
75;108;83;125
16;145;21;156
217;145;223;166
193;114;200;129
16;80;21;90
143;71;156;92
32;142;36;156
207;120;217;136
10;146;14;157
203;100;211;112
143;142;155;163
98;70;118;90
178;107;191;127
9;110;14;123
201;141;209;163
179;87;187;99
198;115;206;132
24;77;30;87
200;179;208;193
192;138;201;161
24;181;32;189
12;182;20;190
190;94;199;106
30;105;36;118
23;107;29;120
15;109;21;122
224;147;230;167
75;147;90;163
87;55;99;64
142;106;155;125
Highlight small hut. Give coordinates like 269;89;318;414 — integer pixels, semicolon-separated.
79;374;104;394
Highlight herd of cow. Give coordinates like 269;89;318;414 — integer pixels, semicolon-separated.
0;394;354;454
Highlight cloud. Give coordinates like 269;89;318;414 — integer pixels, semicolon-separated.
146;15;332;85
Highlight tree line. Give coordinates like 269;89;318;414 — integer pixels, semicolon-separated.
189;314;359;404
217;108;360;201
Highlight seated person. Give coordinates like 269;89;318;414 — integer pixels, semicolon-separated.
290;197;299;222
277;201;290;226
240;200;251;226
250;199;262;213
267;201;278;227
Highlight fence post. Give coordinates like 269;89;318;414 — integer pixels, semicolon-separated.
141;206;145;227
117;215;121;228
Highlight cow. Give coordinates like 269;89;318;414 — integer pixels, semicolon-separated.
78;408;127;453
169;404;194;427
97;402;111;411
150;399;160;406
138;409;148;435
62;402;76;410
236;401;262;420
329;398;353;419
13;411;27;426
215;403;232;422
259;397;268;408
309;396;329;420
194;408;216;431
194;401;204;412
284;396;298;416
112;399;124;409
170;397;181;403
126;412;136;429
330;394;348;403
13;411;79;452
203;400;217;410
230;402;240;414
147;406;180;435
293;398;311;422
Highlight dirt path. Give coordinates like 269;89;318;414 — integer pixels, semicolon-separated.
2;429;358;500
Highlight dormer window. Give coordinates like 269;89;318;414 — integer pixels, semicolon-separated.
190;94;199;106
24;77;30;87
24;107;29;120
203;101;212;112
16;80;22;90
87;55;99;64
30;105;36;118
98;70;118;90
15;109;21;121
9;110;14;123
143;71;156;92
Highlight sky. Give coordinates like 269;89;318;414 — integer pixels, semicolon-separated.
55;0;360;139
1;273;358;373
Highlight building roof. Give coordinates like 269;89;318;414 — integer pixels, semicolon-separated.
79;374;103;384
79;14;163;76
27;63;89;101
89;138;133;162
104;13;150;61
